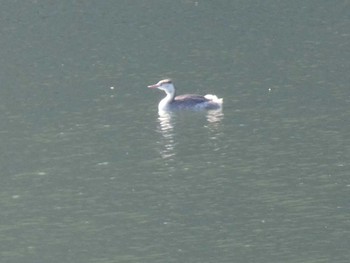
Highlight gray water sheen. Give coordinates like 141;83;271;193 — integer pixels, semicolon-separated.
1;1;350;263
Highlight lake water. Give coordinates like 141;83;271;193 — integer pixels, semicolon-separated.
1;1;350;262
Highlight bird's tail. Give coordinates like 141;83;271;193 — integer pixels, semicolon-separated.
204;94;223;105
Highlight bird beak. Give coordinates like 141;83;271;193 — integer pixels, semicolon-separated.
147;83;159;89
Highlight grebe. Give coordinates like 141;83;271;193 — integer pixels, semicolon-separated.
148;79;223;112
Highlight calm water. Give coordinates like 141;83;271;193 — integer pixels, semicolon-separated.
1;1;350;262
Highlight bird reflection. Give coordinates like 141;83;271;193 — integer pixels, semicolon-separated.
156;109;224;163
157;111;176;161
206;109;224;124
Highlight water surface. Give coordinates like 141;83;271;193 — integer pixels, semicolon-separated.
1;1;350;263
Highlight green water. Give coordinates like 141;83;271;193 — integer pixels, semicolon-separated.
1;1;349;262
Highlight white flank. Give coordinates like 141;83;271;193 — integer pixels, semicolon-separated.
204;94;223;105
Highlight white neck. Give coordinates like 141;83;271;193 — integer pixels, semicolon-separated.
158;88;175;111
164;87;175;100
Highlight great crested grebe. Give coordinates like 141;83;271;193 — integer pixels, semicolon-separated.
148;79;223;112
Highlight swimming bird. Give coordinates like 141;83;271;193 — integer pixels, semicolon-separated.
148;79;223;112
